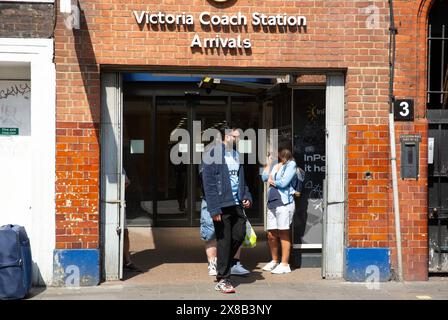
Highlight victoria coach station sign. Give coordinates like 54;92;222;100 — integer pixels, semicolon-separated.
133;11;307;49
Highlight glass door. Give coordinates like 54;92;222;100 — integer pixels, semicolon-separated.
192;96;228;225
230;96;263;224
155;96;191;226
125;92;264;227
123;96;155;227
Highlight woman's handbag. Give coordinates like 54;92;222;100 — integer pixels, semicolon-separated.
242;219;257;248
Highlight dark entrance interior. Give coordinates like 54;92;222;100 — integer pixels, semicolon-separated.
120;72;327;268
122;74;271;227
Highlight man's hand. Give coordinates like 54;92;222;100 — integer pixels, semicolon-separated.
212;214;222;222
242;199;251;209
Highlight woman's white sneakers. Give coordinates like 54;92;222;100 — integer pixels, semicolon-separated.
262;261;291;274
270;263;291;274
262;260;279;271
211;259;291;275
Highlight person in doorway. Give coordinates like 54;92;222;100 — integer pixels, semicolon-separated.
175;161;187;211
261;148;297;274
201;125;252;294
199;137;250;277
123;169;142;273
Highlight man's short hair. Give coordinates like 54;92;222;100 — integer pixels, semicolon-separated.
219;121;239;137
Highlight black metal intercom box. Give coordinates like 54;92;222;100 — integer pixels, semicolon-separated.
399;134;421;179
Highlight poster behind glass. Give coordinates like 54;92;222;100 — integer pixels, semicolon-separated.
292;89;326;246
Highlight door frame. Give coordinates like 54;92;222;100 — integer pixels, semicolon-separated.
101;69;346;280
100;72;125;280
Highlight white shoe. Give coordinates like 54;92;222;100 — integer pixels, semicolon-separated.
271;263;291;274
231;262;250;276
262;260;279;271
208;258;217;276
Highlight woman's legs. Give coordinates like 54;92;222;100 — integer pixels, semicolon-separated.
278;229;291;265
267;230;279;262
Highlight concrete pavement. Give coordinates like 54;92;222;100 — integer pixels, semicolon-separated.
28;269;448;300
27;227;448;300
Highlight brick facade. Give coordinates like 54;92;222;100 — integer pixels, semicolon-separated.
54;0;434;280
0;3;54;38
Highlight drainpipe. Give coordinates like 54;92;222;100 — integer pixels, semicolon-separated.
388;0;403;281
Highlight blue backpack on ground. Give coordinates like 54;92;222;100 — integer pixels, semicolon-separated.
0;224;32;300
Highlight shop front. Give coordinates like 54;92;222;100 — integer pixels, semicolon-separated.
53;0;433;285
99;70;344;280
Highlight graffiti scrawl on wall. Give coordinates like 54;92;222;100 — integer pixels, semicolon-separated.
0;81;31;136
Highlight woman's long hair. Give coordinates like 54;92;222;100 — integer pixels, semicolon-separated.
278;148;295;164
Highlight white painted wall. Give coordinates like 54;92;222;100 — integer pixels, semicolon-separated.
0;39;55;286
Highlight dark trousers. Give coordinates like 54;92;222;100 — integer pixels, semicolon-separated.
213;205;247;280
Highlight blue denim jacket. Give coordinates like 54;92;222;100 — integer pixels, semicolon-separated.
262;160;297;205
201;143;252;217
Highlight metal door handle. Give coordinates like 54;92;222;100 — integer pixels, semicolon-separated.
102;200;125;204
101;200;126;207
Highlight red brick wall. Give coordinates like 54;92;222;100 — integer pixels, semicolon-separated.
387;0;432;281
347;0;431;281
0;3;54;38
54;0;430;280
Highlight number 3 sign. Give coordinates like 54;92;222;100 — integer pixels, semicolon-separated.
394;99;414;121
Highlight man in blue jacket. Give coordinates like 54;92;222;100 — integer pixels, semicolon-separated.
201;125;252;294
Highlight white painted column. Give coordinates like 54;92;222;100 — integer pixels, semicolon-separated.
100;72;124;281
323;74;346;279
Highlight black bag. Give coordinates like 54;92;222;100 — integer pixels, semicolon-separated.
0;225;32;300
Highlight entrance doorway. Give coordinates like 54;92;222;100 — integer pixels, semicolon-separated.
100;71;345;281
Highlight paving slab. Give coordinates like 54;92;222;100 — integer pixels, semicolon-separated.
27;227;448;300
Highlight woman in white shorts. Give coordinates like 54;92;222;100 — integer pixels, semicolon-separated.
261;148;297;274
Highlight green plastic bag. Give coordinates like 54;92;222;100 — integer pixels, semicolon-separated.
242;220;257;248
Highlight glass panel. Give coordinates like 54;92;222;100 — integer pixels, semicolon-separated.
272;88;292;150
441;124;448;176
292;89;326;245
231;96;262;222
193;97;227;222
156;97;189;221
123;96;154;226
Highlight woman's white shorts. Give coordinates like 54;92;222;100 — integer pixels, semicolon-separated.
266;202;295;230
